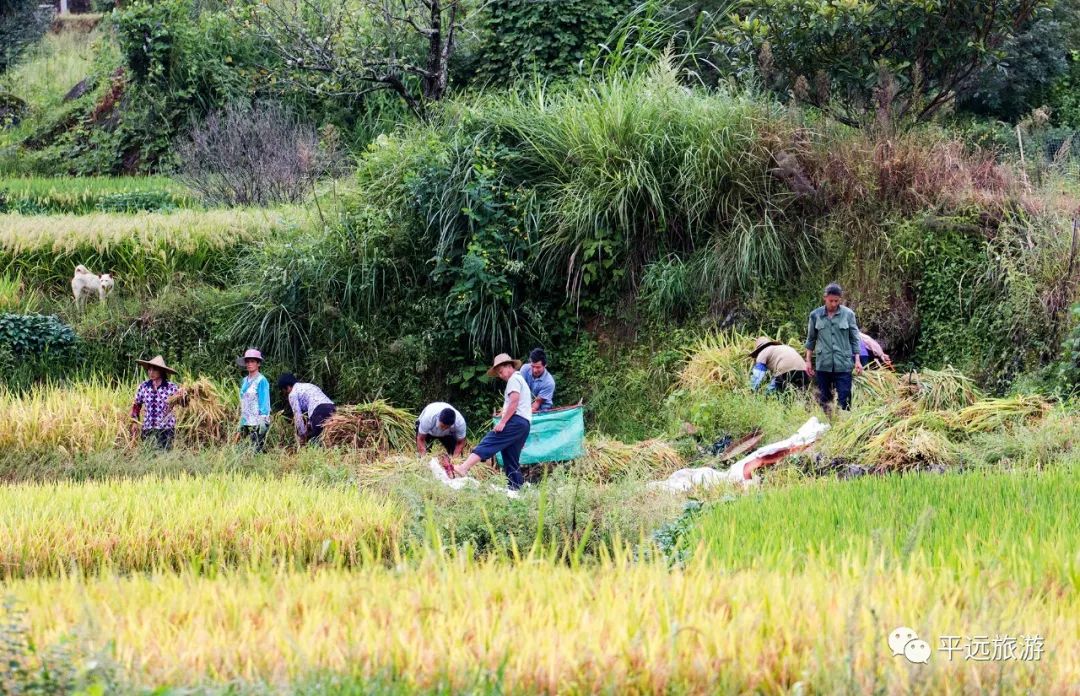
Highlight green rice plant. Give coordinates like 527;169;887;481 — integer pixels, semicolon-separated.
0;176;193;214
0;474;404;577
690;467;1080;583
0;207;299;292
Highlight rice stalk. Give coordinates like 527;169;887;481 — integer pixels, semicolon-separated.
947;395;1052;432
320;401;416;456
168;378;231;447
677;331;755;392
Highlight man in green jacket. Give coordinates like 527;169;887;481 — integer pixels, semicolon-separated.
805;283;863;412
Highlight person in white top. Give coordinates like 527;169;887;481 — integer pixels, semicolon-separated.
451;353;532;490
416;402;467;459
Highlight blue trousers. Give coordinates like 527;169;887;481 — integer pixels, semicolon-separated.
816;370;853;411
473;415;531;490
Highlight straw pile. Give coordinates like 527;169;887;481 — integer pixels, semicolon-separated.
828;369;1054;471
579;436;684;482
320;401;416;456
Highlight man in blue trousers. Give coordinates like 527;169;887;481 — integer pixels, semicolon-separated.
805;283;863;414
451;353;533;490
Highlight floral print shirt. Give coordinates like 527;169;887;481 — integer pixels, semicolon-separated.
133;379;180;431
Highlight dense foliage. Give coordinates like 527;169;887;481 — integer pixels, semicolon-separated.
469;0;633;84
720;0;1047;125
0;0;50;76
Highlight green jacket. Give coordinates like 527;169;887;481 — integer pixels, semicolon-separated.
805;305;861;373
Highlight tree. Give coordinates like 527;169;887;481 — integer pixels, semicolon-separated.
245;0;465;117
1;0;51;75
959;8;1067;122
720;0;1048;126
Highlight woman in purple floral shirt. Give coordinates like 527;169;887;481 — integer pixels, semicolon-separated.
130;355;182;450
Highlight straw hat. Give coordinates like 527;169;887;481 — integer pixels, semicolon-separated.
486;353;522;378
748;336;781;359
240;348;263;363
135;355;177;375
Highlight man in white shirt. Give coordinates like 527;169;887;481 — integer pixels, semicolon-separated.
451;353;532;490
416;402;467;458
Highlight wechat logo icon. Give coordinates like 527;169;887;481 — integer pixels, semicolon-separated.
889;626;931;664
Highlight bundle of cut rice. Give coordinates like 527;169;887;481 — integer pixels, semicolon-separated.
168;378;230;446
578;437;684;482
320;400;416;456
899;368;981;410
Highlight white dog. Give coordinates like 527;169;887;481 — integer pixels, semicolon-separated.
71;264;115;308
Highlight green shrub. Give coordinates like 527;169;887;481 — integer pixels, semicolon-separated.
895;214;1069;390
469;0;633;85
112;0;271;170
1059;303;1080;391
0;313;77;357
0;313;78;386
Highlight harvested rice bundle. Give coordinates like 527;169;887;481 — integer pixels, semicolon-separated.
900;368;981;410
948;395;1051;432
853;369;902;405
168;378;230;446
578;436;636;482
862;410;957;470
824;401;915;457
320;401;416;456
578;437;684;482
629;439;685;477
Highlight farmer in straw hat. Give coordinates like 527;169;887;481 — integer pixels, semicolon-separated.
451;353;532;491
237;348;271;452
749;336;810;394
130;355;182;450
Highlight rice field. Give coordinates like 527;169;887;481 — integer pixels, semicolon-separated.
7;552;1077;693
0;378;131;455
0;207;302;290
691;467;1080;582
0;176;193;214
0;474;404;577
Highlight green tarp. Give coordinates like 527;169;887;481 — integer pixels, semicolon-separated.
494;405;585;466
